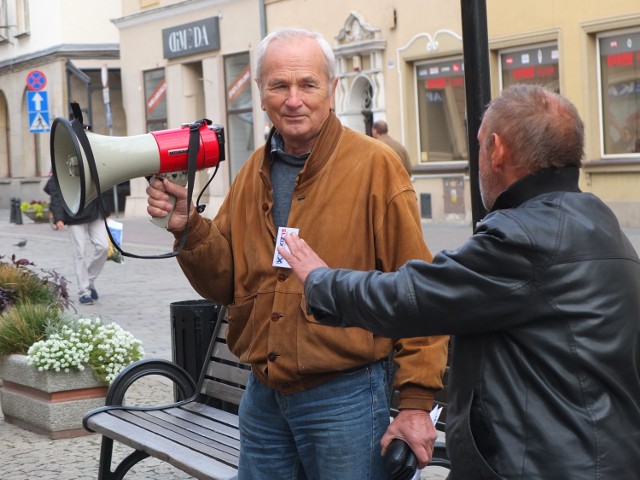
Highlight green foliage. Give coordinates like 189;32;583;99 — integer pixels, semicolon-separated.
0;303;63;357
0;256;143;384
0;255;71;358
0;255;70;315
20;200;50;218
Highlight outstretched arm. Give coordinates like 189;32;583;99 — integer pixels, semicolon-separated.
279;233;328;283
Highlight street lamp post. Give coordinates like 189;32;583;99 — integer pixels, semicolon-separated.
460;0;491;226
101;65;118;214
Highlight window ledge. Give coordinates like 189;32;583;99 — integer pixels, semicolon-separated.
584;157;640;173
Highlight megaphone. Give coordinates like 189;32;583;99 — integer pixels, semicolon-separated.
50;107;224;228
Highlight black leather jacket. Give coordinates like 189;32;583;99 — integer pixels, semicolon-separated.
305;167;640;479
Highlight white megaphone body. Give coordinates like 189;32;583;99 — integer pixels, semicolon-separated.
50;106;224;228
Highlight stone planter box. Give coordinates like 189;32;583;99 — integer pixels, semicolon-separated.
22;208;50;223
0;354;108;439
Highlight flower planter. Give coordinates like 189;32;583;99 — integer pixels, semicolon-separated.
22;209;50;223
0;354;108;439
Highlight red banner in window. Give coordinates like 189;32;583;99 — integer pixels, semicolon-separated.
228;64;251;103
147;79;167;114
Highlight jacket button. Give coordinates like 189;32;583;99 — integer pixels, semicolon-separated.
267;352;278;362
277;272;288;282
262;203;269;212
271;313;282;322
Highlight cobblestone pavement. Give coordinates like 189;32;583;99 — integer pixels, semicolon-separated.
1;208;638;479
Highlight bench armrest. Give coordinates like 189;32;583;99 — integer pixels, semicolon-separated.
83;358;197;434
105;358;197;405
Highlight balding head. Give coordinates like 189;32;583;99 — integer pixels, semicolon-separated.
481;85;584;172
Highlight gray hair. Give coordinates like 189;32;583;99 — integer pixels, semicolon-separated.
482;84;584;170
255;27;337;96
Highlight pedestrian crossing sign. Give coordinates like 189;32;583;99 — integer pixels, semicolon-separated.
29;111;50;133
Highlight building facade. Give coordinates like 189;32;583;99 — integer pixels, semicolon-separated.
488;0;640;227
5;0;640;227
264;0;640;226
0;0;125;210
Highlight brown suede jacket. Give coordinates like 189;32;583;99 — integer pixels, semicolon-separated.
175;112;449;410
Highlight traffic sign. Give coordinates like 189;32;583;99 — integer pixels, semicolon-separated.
29;112;50;133
26;70;47;91
27;90;50;132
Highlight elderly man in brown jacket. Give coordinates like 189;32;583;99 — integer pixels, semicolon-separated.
147;27;448;480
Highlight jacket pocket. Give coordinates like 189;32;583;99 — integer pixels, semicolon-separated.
225;298;255;361
300;295;322;324
448;389;502;480
296;296;378;373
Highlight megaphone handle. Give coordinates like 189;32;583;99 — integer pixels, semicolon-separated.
150;171;189;229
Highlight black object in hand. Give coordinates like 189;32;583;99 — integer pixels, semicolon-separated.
385;438;418;480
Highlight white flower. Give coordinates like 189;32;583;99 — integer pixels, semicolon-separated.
26;316;144;384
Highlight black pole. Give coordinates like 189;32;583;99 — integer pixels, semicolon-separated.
461;0;491;226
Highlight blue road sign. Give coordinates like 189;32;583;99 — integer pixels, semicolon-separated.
27;90;50;133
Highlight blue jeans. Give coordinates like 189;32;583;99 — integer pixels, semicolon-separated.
237;361;391;480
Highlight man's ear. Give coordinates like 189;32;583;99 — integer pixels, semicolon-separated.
490;133;507;171
329;77;339;110
256;79;266;111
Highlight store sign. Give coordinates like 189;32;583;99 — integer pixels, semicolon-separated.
162;17;220;59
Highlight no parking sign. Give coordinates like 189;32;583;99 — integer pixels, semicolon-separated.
26;70;47;91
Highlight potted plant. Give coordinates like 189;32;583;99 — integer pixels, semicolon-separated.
0;255;144;438
19;200;50;223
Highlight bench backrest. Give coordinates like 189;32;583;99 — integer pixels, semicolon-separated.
196;307;251;413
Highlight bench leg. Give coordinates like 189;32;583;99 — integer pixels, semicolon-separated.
98;436;150;480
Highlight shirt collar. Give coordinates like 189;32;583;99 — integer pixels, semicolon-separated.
492;166;582;212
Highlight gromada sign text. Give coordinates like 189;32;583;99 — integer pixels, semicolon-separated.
162;17;220;59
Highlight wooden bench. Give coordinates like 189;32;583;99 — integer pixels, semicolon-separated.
83;307;249;480
84;307;450;479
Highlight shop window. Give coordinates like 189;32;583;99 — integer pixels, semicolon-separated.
224;52;253;179
598;30;640;156
144;68;167;133
500;44;559;92
415;57;467;163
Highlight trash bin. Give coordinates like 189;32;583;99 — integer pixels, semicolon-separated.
170;299;221;400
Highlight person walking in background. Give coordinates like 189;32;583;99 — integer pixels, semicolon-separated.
280;84;640;479
45;176;109;305
146;27;449;479
373;119;412;175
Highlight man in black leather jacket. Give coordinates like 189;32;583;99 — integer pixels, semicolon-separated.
279;85;640;479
